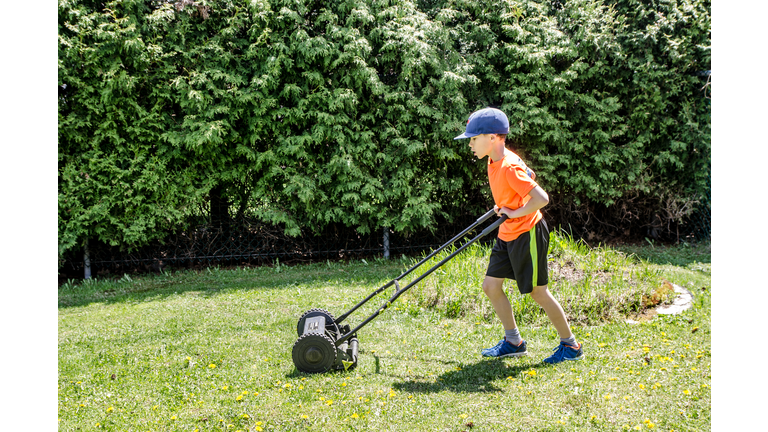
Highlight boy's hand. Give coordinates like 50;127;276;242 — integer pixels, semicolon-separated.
494;204;513;218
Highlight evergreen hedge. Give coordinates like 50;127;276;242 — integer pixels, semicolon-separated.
58;0;710;259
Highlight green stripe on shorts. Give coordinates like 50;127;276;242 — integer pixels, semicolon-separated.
530;224;538;286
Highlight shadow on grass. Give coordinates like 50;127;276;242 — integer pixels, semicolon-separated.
58;261;407;309
392;358;547;394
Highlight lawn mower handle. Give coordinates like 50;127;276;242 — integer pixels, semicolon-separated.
333;212;508;346
334;208;497;324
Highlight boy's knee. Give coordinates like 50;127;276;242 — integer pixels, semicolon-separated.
482;278;504;295
530;285;549;302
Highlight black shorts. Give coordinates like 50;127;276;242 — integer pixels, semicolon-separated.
485;219;549;294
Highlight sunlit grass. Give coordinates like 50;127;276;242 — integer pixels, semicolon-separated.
59;240;710;431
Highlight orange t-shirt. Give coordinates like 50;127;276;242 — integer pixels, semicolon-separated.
488;149;542;241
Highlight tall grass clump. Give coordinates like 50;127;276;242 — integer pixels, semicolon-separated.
400;230;666;326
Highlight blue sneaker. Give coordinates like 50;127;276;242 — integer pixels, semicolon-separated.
543;341;585;364
481;338;528;358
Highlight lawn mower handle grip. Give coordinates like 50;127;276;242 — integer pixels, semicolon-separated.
482;214;508;235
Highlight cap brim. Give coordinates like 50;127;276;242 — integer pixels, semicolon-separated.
453;132;477;140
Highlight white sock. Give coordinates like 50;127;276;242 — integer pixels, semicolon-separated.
505;328;522;345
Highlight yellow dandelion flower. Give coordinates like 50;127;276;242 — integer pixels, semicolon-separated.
639;384;645;390
604;394;612;400
683;389;691;395
647;422;655;429
341;382;347;387
242;414;249;419
634;425;642;430
106;406;114;413
527;369;537;377
170;416;177;420
590;415;597;421
236;395;243;401
256;422;262;426
351;413;359;419
209;364;216;368
255;427;263;432
301;415;308;419
460;414;468;419
326;400;333;406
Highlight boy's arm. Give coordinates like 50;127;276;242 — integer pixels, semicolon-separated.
495;185;549;219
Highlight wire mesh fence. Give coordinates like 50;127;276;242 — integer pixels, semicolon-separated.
59;193;710;281
58;212;500;280
683;177;711;242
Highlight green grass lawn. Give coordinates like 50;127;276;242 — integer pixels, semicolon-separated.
58;236;711;431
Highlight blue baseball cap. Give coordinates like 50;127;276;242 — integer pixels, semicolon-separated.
453;108;510;140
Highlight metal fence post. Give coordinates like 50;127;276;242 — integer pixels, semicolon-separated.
383;227;390;259
84;241;92;280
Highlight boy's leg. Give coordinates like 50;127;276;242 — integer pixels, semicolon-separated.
482;276;518;331
531;284;584;363
479;275;527;357
530;284;572;339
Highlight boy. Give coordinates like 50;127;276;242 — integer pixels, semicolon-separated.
454;107;584;364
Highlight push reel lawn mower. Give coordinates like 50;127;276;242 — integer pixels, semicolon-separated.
292;209;507;373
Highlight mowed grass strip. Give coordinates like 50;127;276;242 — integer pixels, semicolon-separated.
58;241;710;431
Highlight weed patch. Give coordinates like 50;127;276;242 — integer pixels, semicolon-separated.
400;231;668;325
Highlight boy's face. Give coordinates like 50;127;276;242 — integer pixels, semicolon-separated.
468;134;497;159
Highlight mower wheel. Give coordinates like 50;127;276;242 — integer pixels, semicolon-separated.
292;333;337;373
296;308;337;337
